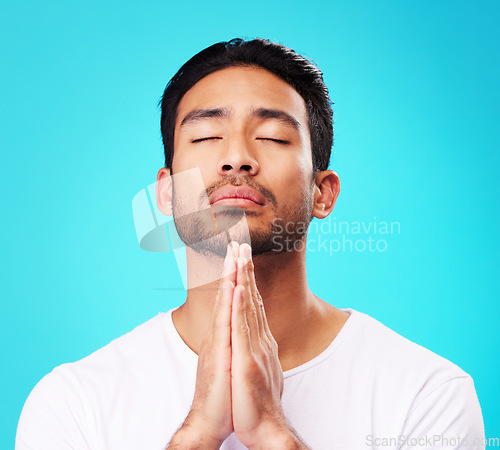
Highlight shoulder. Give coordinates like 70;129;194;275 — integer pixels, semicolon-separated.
69;311;170;378
341;308;479;409
16;361;94;448
346;308;469;379
341;309;485;442
16;312;172;449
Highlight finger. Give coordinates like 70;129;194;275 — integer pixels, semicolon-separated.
210;244;235;348
258;289;276;348
231;284;252;359
229;240;239;259
211;243;232;323
236;256;260;346
213;279;234;350
222;241;238;283
239;244;267;343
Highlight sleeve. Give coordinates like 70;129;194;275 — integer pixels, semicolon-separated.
16;367;96;450
398;375;486;450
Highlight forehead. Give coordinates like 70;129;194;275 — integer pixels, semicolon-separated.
175;66;309;128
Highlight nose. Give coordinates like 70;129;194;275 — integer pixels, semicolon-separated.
217;139;259;177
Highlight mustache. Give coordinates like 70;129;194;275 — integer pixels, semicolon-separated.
203;175;277;208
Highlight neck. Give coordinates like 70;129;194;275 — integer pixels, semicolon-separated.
171;240;347;370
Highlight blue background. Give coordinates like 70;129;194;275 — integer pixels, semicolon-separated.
2;0;499;446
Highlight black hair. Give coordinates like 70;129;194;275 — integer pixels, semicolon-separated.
159;38;334;173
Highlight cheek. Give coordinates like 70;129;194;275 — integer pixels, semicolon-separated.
171;141;214;174
171;149;219;200
280;153;313;186
274;167;313;207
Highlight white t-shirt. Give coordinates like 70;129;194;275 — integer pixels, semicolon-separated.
16;307;486;450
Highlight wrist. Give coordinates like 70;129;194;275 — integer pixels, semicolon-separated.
168;422;224;449
248;420;309;450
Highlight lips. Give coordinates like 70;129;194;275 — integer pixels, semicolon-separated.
209;186;266;206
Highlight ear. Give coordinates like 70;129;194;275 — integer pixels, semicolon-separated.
312;170;340;220
156;167;173;216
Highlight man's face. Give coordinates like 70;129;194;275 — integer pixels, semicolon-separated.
170;66;315;257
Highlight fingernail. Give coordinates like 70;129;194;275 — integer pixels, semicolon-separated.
230;241;239;257
241;243;251;260
237;256;247;269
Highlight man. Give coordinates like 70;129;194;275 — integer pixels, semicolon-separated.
17;38;485;449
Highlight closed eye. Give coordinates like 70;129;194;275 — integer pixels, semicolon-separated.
191;137;222;143
256;138;290;144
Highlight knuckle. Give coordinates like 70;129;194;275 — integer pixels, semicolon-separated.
268;336;278;351
246;359;261;376
249;303;258;318
264;336;273;350
259;339;271;355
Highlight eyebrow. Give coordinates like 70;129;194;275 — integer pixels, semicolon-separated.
251;107;301;131
180;107;231;127
179;106;301;131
